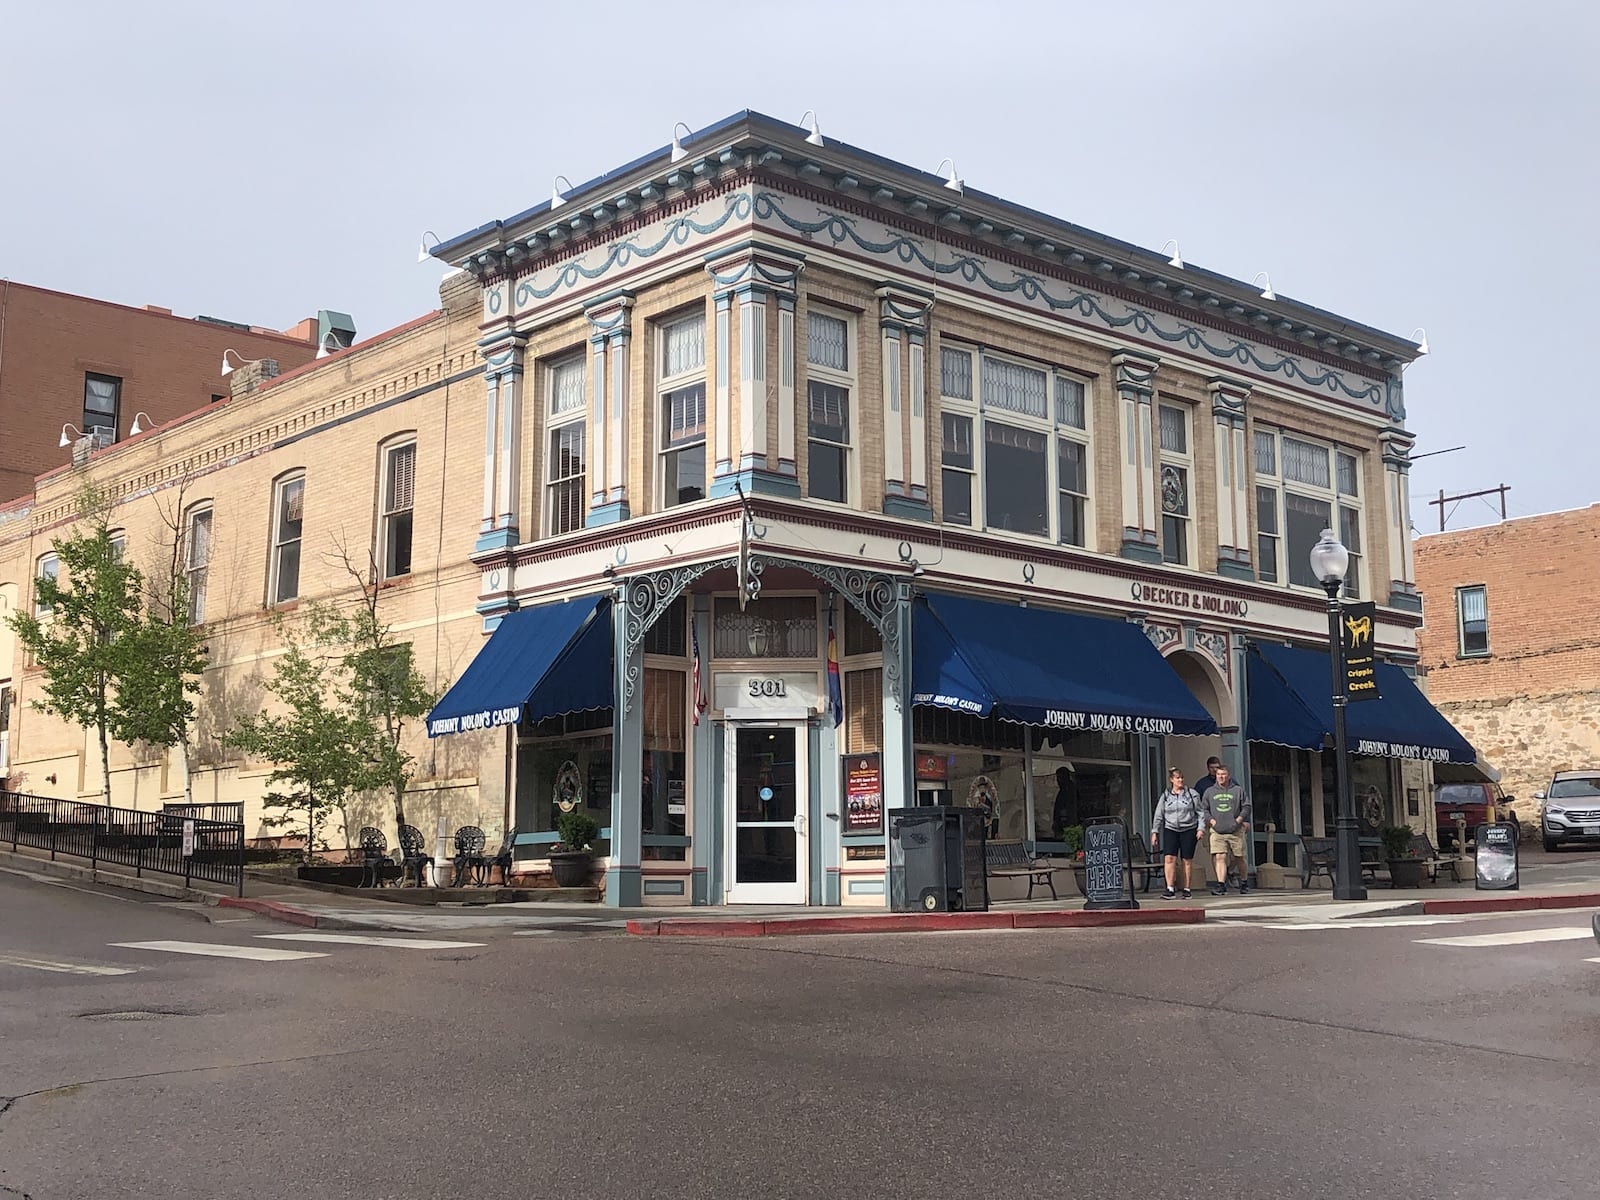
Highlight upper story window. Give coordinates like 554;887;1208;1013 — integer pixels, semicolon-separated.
1254;428;1364;598
1158;403;1192;566
658;311;707;509
186;506;213;625
108;530;128;563
83;373;121;440
35;553;59;617
939;345;1093;546
270;473;305;605
380;440;416;580
546;354;587;536
805;309;854;505
1457;585;1489;657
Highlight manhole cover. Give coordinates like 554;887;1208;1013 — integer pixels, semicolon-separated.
76;1008;193;1022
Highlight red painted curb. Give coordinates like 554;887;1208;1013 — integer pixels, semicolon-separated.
631;908;1205;938
1013;907;1204;928
1422;896;1541;915
1536;893;1600;911
217;896;320;928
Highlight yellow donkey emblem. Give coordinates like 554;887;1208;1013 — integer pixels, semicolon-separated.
1344;614;1373;647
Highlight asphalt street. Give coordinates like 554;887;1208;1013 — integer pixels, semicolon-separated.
2;867;1598;1200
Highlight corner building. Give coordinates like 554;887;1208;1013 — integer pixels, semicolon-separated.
426;110;1475;907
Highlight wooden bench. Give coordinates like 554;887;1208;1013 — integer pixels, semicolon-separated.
1125;836;1164;894
985;839;1059;900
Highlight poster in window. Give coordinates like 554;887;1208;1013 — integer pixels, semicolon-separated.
843;752;883;835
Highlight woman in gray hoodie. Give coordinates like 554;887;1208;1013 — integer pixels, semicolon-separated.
1150;766;1204;899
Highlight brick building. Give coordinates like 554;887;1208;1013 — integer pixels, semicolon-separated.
1;112;1476;906
0;280;329;503
1414;505;1600;803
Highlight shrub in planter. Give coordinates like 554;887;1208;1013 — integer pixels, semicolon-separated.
549;811;600;888
1380;825;1426;888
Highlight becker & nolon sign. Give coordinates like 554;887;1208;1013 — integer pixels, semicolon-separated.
1130;582;1248;618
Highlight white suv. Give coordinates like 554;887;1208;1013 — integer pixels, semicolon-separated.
1536;771;1600;852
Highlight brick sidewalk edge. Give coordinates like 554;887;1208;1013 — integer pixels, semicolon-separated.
626;907;1205;938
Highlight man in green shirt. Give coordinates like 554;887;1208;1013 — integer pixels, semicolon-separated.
1199;762;1252;896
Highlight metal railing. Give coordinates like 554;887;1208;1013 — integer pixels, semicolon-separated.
0;791;244;896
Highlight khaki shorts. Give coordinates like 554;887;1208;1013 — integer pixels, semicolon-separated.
1209;830;1246;856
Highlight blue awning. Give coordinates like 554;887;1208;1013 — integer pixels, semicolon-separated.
1245;641;1476;763
911;593;1219;736
427;595;612;737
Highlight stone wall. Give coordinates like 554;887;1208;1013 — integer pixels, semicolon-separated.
1436;690;1600;803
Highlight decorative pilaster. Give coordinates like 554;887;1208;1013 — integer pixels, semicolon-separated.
1380;428;1421;611
475;336;525;552
705;243;805;498
1209;376;1252;580
878;286;934;521
584;291;634;526
606;585;643;907
1113;350;1161;562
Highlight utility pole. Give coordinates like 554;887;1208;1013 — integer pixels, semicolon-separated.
1429;484;1510;532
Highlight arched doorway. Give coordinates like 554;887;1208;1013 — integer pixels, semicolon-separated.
1161;647;1231;794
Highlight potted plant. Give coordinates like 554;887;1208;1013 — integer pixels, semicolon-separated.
1381;825;1425;889
549;810;600;888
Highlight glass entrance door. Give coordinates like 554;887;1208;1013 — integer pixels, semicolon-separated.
726;723;807;904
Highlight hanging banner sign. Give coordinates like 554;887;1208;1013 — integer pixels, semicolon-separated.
1342;601;1380;703
843;752;884;835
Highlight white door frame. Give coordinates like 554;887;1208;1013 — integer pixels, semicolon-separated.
724;710;810;904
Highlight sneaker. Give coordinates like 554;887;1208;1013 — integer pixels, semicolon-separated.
1181;889;1192;900
1209;882;1226;896
1237;880;1250;895
1163;887;1177;900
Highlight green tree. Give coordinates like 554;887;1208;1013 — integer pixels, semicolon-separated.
114;482;210;806
330;544;437;831
225;613;389;860
5;487;144;806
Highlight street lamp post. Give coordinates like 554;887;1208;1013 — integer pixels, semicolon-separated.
1309;528;1367;901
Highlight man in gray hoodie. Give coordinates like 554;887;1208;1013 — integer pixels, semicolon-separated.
1200;762;1252;896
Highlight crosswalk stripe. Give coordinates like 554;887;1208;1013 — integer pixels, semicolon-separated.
0;953;142;976
1415;928;1595;948
111;941;327;961
1254;928;1465;934
257;934;485;949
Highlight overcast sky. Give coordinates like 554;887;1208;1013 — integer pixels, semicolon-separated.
4;0;1595;527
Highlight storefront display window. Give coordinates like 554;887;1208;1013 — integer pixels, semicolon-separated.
642;667;688;861
514;713;613;857
1323;754;1395;835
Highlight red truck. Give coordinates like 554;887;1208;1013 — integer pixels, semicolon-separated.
1434;780;1508;850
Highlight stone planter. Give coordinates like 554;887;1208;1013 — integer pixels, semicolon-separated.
548;850;595;889
1388;857;1426;889
297;864;367;888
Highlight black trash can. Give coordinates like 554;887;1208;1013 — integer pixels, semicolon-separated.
888;806;989;912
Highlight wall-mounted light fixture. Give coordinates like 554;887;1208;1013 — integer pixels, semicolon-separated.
550;174;574;210
1162;239;1184;269
220;349;258;377
1251;271;1276;301
934;157;964;193
1410;327;1430;355
670;122;693;164
128;412;155;436
58;422;84;448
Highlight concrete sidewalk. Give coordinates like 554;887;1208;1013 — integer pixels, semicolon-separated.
8;841;1600;938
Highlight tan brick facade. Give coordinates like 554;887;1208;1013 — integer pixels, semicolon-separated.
1415;507;1600;799
0;285;490;847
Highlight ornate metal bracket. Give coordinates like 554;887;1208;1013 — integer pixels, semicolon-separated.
747;554;907;711
620;558;735;712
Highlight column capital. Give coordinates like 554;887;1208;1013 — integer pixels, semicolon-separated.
876;284;934;334
1111;349;1160;398
1379;427;1415;470
1207;375;1251;421
478;332;528;376
583;288;635;338
705;240;806;298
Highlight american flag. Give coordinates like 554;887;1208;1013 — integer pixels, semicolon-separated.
691;622;708;725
